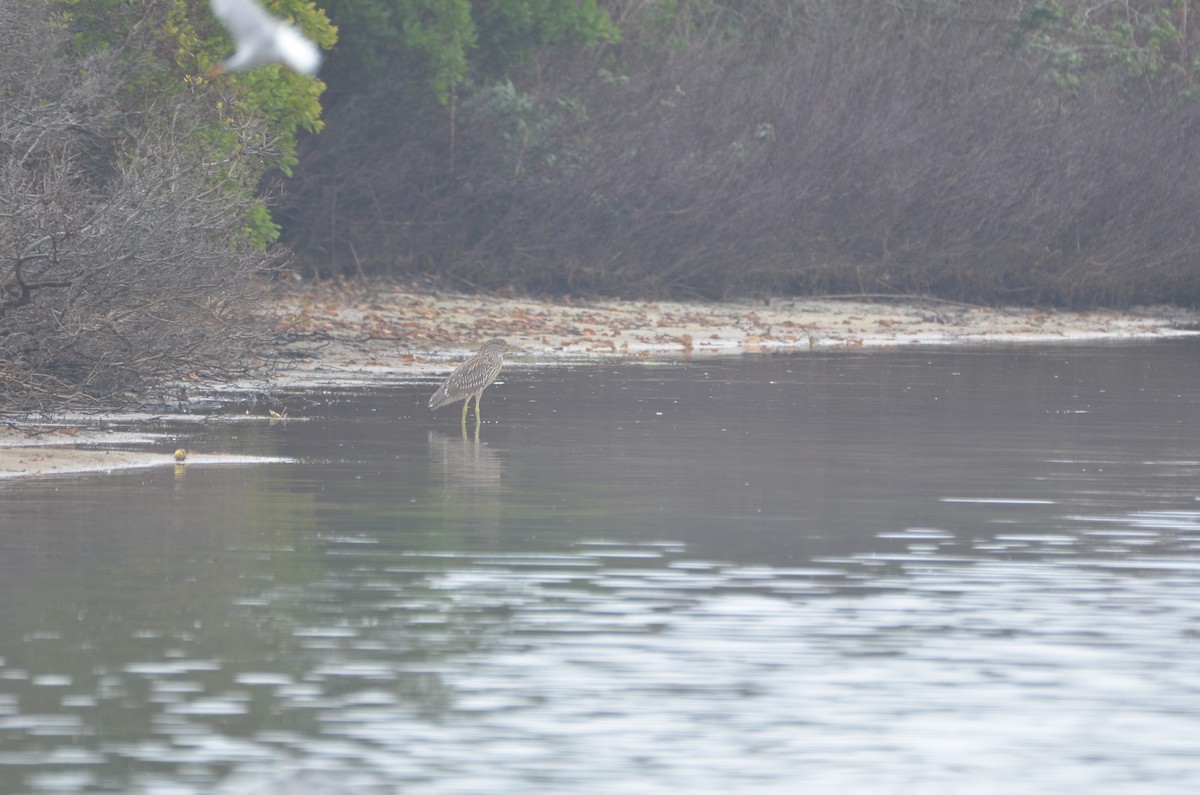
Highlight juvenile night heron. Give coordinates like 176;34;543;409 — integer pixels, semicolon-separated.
428;339;511;423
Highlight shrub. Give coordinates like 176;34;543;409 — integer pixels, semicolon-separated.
0;0;287;411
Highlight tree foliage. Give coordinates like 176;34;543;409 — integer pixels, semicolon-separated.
1012;0;1200;100
316;0;476;103
51;0;335;242
317;0;616;102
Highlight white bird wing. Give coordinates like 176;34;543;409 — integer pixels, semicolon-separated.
210;0;322;74
210;0;275;46
273;24;322;74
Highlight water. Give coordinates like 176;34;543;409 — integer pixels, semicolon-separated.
3;342;1200;793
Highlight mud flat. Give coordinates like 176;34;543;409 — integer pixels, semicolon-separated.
273;284;1200;385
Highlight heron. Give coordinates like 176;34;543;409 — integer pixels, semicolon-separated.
428;339;511;424
209;0;322;75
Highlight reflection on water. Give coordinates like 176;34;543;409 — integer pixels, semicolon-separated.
428;429;503;490
3;343;1200;793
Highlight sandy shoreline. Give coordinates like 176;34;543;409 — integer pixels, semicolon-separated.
4;285;1199;480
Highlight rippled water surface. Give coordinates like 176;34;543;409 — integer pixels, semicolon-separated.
4;342;1200;793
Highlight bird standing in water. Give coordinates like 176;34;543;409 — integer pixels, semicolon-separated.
429;339;511;424
209;0;322;75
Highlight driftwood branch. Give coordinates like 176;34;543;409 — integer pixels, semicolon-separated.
0;254;73;316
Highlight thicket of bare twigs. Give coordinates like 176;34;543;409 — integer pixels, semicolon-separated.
285;0;1200;305
0;1;282;412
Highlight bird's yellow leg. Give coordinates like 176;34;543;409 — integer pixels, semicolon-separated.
460;399;469;425
474;392;483;424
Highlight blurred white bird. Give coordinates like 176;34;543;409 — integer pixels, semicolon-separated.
209;0;322;75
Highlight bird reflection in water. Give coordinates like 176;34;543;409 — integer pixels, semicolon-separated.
427;428;503;491
427;428;506;534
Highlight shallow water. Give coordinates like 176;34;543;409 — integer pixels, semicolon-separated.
3;342;1200;793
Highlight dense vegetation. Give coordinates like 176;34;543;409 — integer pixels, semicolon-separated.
285;0;1200;304
4;0;1200;410
0;0;332;409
